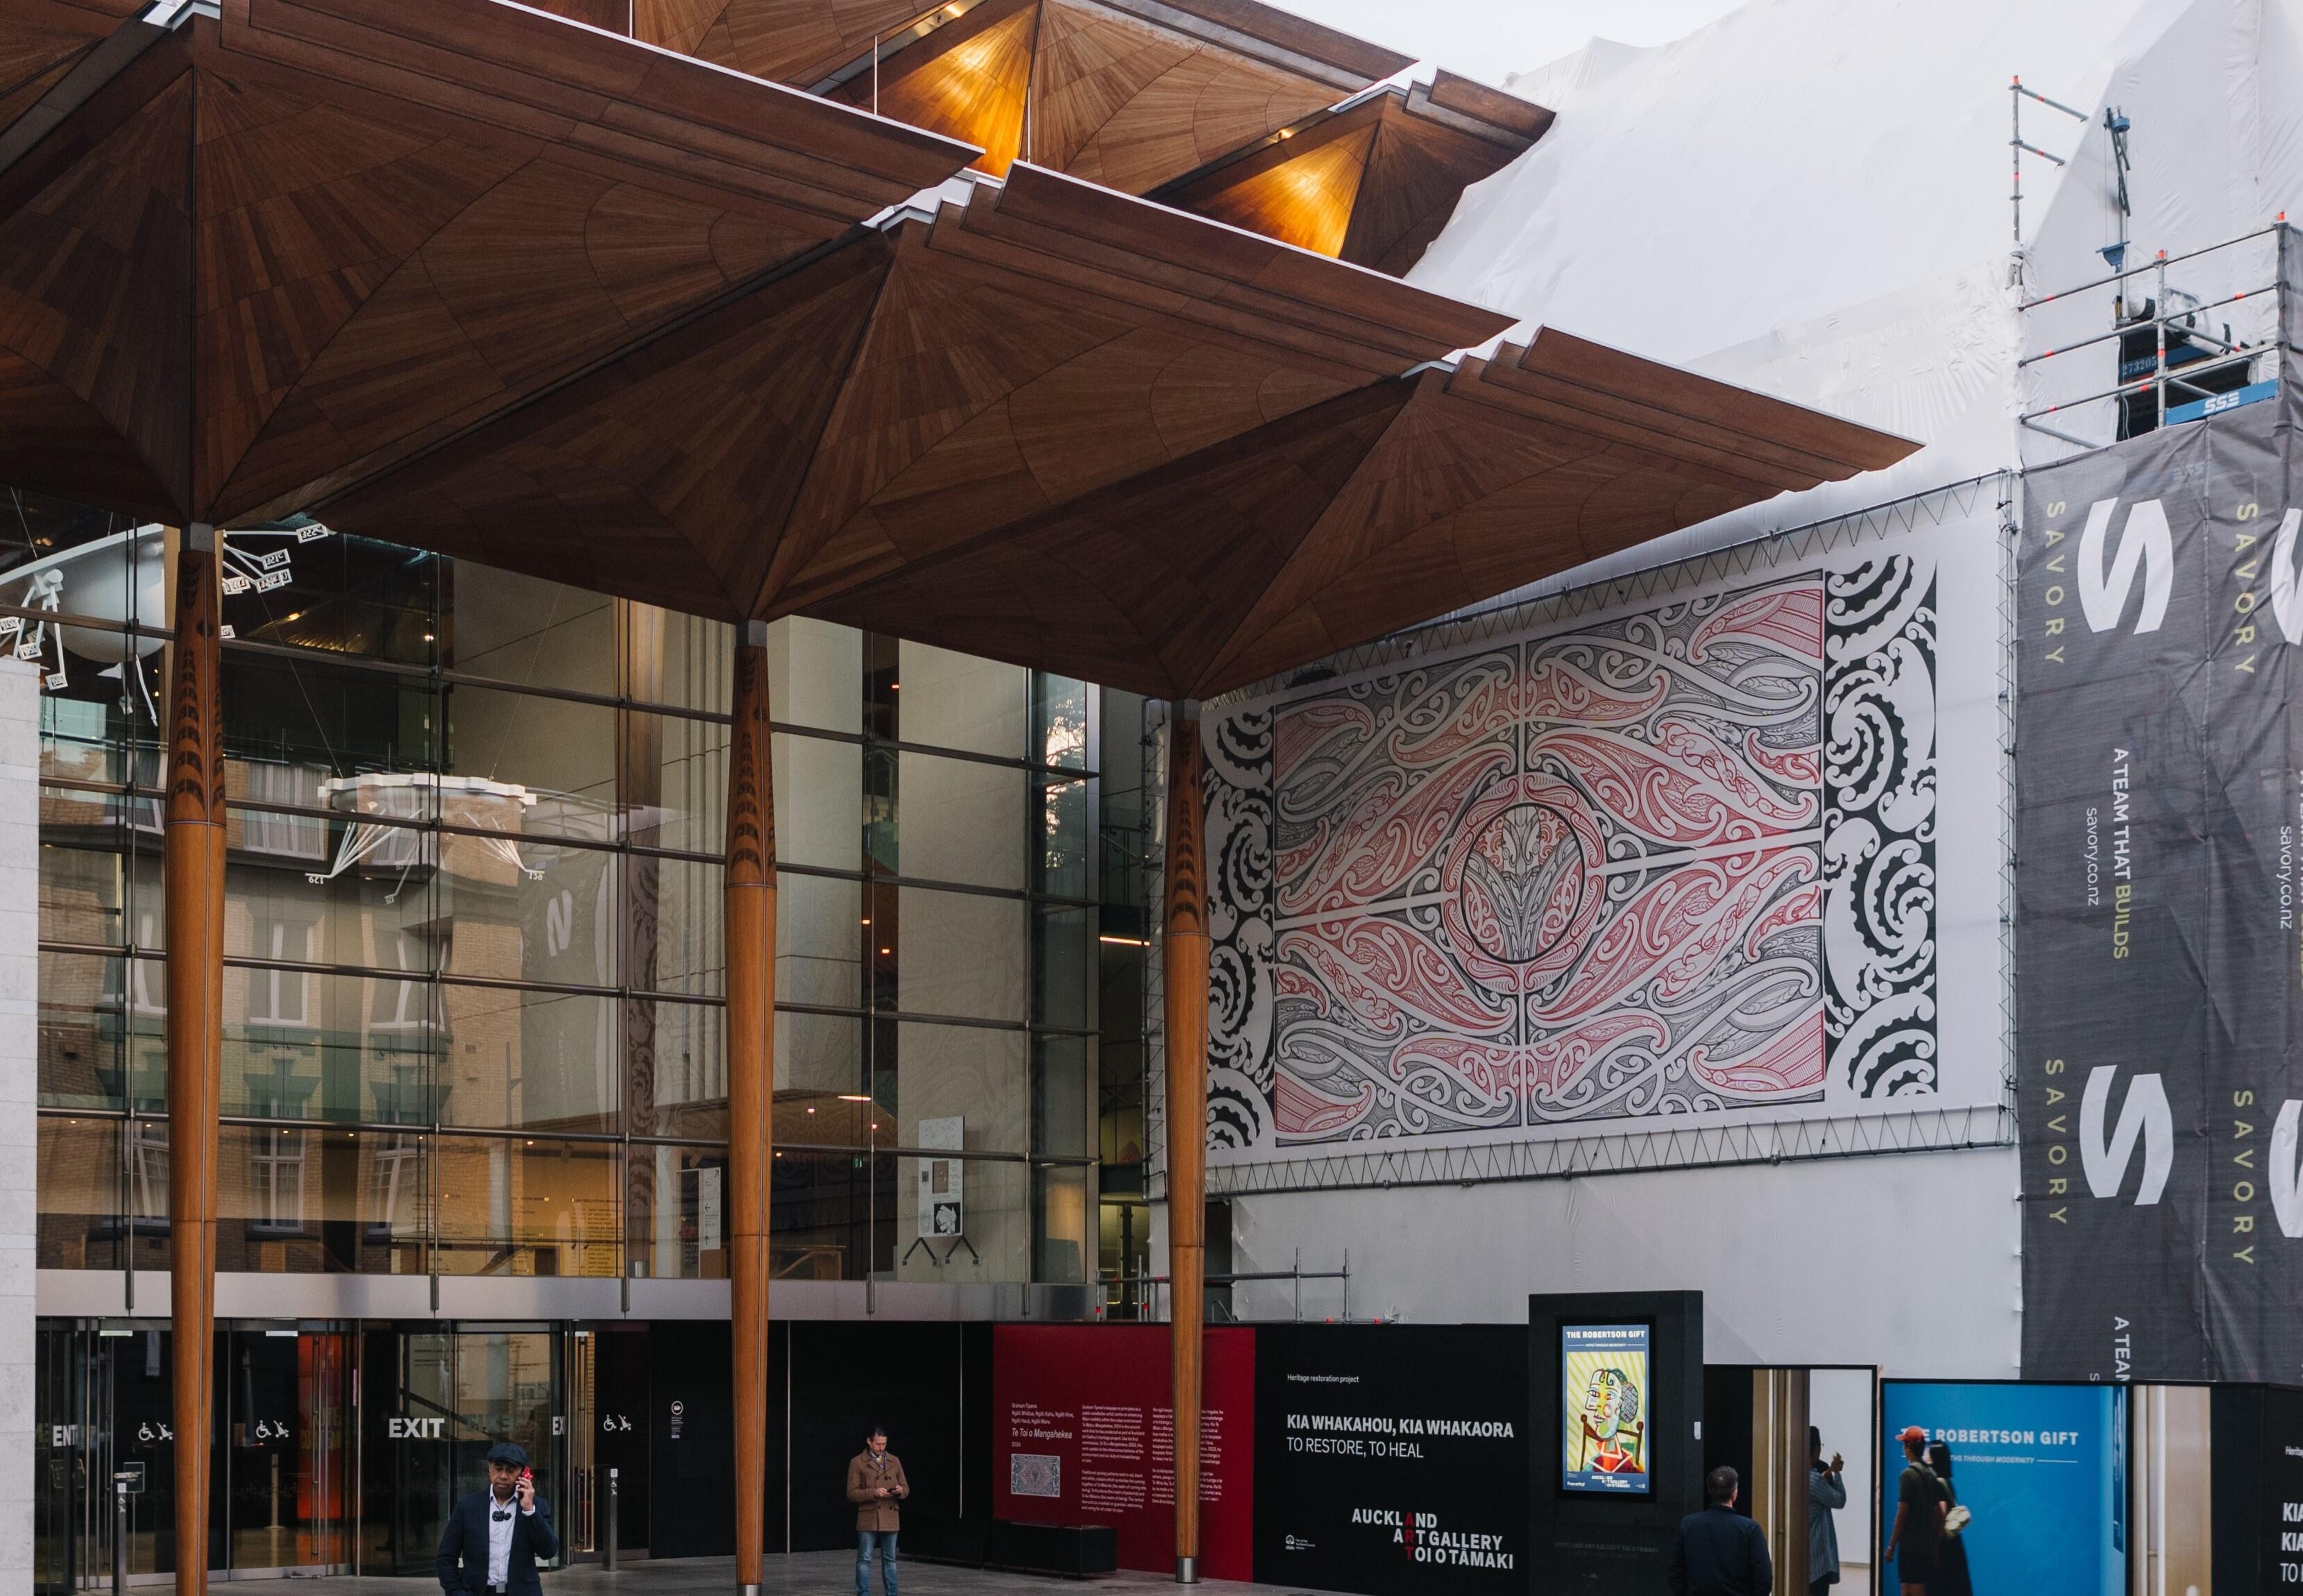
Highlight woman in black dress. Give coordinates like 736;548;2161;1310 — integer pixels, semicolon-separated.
1926;1441;1974;1596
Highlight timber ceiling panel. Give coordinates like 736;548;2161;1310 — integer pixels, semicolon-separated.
826;0;1035;175
632;0;938;87
0;0;971;525
796;378;1414;694
1166;103;1375;257
1155;73;1552;276
1342;96;1533;275
313;163;1509;625
789;315;1921;701
791;0;1393;196
287;241;898;613
312;165;1914;701
1193;332;1919;692
1030;0;1336;192
0;1;135;133
525;0;634;29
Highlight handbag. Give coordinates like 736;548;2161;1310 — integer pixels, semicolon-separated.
1943;1502;1972;1538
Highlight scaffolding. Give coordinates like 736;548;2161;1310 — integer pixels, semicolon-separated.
2018;223;2301;464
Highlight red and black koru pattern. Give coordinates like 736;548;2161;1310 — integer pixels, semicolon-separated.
1202;561;1937;1151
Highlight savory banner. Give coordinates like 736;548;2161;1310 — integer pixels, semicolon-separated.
2016;395;2303;1379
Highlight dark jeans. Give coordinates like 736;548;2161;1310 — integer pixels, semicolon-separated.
856;1530;898;1596
1812;1580;1836;1596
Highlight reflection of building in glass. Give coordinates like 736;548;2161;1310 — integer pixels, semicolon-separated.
24;510;1114;1296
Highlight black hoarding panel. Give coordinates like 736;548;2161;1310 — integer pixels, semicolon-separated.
647;1320;736;1559
788;1323;969;1552
2209;1383;2303;1589
1254;1325;1529;1593
593;1327;652;1552
2018;395;2303;1380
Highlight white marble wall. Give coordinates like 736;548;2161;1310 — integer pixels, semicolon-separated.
0;658;39;1585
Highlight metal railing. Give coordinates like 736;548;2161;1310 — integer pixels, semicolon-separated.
2017;224;2297;459
1098;1249;1352;1323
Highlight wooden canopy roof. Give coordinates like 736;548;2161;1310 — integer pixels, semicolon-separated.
1149;71;1552;275
307;163;1918;699
622;0;1422;205
0;0;1919;702
0;0;973;529
638;0;1407;121
543;0;1556;276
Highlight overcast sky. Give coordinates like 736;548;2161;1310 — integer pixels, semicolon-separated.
1266;0;1748;85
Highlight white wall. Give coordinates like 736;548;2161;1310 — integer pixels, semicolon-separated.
1810;1366;1876;1588
1220;1145;2023;1378
0;659;37;1586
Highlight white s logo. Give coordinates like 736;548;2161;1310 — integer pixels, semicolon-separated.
2268;507;2303;646
2080;1067;2173;1205
2078;497;2173;634
2269;1099;2303;1237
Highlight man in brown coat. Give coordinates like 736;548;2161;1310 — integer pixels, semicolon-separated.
847;1425;908;1596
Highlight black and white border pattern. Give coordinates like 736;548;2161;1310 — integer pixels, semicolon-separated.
1822;555;1939;1096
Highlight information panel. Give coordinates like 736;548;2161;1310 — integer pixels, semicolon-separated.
1560;1323;1652;1495
992;1324;1253;1581
1879;1382;2125;1596
1253;1325;1527;1595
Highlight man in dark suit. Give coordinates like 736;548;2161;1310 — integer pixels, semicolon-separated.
437;1441;560;1596
1669;1464;1775;1596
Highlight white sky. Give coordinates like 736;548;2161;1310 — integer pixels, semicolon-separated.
1264;0;1749;85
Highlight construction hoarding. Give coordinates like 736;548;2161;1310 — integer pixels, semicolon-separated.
2016;394;2303;1381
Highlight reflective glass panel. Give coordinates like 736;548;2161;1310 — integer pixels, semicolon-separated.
433;1136;620;1277
215;1124;429;1275
897;888;1024;1023
35;1115;121;1270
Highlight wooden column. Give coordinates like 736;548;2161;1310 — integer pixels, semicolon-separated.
725;620;776;1594
1162;702;1208;1584
165;527;224;1595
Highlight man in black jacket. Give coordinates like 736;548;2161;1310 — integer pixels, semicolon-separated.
1669;1465;1774;1596
437;1441;560;1596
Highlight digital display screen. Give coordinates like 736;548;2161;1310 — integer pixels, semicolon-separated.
1561;1323;1651;1495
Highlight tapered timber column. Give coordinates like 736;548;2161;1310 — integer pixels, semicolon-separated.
166;527;225;1595
1162;702;1208;1584
725;620;776;1595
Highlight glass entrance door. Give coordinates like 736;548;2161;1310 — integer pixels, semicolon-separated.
223;1327;355;1573
359;1327;570;1575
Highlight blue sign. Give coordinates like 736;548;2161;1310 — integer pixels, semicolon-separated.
1560;1323;1651;1495
1879;1383;2125;1596
2164;377;2277;426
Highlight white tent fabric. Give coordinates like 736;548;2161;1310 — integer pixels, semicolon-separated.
2020;0;2303;456
1413;0;2156;365
1399;0;2173;588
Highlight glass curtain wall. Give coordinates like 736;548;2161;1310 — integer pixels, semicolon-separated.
1096;690;1152;1316
17;490;1096;1289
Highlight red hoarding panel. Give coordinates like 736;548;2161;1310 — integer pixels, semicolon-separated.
992;1324;1254;1580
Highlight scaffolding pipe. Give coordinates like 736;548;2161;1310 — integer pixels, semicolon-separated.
2012;76;2088;246
2021;224;2283;309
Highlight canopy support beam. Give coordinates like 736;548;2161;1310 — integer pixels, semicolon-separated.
726;620;776;1595
166;527;223;1596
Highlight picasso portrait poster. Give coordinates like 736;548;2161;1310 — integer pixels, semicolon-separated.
1561;1323;1651;1495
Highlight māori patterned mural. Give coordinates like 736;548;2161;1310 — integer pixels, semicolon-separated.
1203;555;1940;1155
